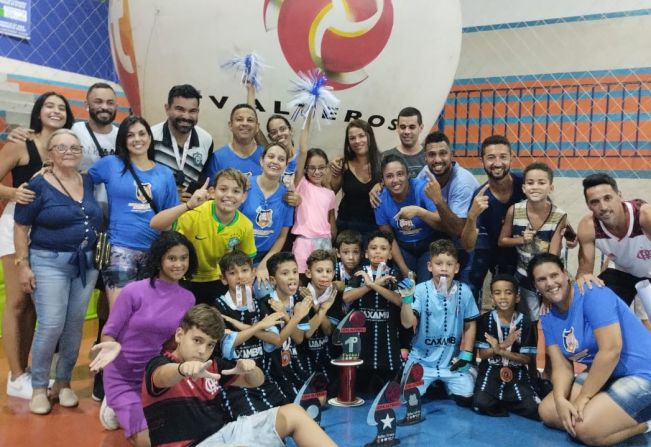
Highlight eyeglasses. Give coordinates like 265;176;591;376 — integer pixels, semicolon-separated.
306;166;327;174
269;126;289;136
49;144;82;154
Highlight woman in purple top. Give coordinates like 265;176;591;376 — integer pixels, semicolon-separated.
90;231;197;447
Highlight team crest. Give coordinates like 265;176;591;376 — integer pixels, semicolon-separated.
227;236;241;250
135;182;154;204
562;327;578;353
192;152;203;166
204;377;221;394
256;207;273;229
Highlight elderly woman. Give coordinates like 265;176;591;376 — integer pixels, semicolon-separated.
14;129;102;414
529;253;651;445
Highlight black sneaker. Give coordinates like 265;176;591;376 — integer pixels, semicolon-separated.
92;370;104;402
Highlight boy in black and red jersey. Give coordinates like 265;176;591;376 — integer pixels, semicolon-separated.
142;304;336;447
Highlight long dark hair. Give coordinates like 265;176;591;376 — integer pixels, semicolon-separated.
144;231;198;286
116;115;156;174
343;119;381;182
29;92;75;133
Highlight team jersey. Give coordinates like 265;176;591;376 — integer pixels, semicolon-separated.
594;199;651;279
151;121;214;188
88;156;179;251
541;283;651;382
240;176;294;253
143;353;238;447
173;202;256;282
214;292;288;419
205;144;264;180
374;177;438;244
346;261;402;372
409;279;479;369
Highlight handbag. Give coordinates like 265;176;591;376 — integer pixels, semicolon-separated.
94;231;111;270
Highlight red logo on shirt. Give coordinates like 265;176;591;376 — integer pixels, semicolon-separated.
637;249;651;260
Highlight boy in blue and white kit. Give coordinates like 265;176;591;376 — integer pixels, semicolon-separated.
400;239;479;406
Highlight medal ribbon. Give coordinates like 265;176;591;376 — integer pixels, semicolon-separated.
493;310;518;367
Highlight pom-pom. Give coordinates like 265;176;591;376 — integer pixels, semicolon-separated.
221;53;264;91
287;70;340;128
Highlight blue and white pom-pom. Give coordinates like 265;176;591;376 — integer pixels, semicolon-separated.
221;53;264;91
287;70;340;128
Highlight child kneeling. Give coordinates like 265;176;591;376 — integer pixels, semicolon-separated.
142;304;336;447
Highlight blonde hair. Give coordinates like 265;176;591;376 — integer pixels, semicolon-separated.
214;167;250;190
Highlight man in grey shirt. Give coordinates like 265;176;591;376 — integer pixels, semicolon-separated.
382;106;425;178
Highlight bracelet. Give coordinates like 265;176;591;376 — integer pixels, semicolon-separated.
13;256;28;266
401;295;414;305
458;350;473;362
177;362;186;377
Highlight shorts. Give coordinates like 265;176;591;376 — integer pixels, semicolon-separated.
101;245;148;289
0;202;16;257
404;357;475;397
292;236;332;273
197;407;283;447
575;371;651;423
518;286;540;322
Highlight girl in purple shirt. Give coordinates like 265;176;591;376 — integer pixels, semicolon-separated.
89;231;197;447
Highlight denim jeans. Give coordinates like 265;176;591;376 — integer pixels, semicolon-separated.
30;249;98;389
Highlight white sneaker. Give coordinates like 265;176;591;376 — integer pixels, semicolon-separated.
100;397;120;431
6;372;33;400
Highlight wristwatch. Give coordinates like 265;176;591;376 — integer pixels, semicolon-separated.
13;256;28;266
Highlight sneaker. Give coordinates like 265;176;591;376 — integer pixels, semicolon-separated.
58;388;79;408
6;372;33;400
92;370;104;402
100;398;119;431
29;392;52;415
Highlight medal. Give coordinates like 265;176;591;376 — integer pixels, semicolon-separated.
499;366;513;383
281;350;291;367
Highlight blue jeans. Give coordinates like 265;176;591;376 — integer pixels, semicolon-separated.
399;239;432;283
30;249;98;388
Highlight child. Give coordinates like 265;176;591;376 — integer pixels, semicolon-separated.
213;250;290;419
400;239;479;407
291;146;337;275
473;274;540;420
498;161;567;323
142;304;337;447
333;229;363;293
150;168;257;305
344;230;402;394
302;249;339;385
89;231;198;447
266;252;314;399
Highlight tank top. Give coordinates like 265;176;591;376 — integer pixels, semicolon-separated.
337;167;375;225
12;139;44;187
595;200;651;279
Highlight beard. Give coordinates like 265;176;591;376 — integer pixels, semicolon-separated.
171;117;195;134
89;107;116;126
485;165;510;180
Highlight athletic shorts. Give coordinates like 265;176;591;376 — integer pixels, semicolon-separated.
197;407;283;447
404;357;475;398
575;371;651;423
0;202;16;257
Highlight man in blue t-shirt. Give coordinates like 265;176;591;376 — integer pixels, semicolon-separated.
460;135;525;305
416;131;478;284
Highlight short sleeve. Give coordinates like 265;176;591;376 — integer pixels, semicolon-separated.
411;283;427;318
474;313;491;349
374;195;390;227
448;183;475;218
327;190;336;211
282;202;294;227
221;331;238;360
159;168;180;210
88;156;109;184
144;355;172;396
518;315;537;355
461;285;480;320
239;218;257;258
13;177;44;226
541;314;558;347
583;287;620;330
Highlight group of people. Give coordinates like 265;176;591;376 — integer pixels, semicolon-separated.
0;80;650;447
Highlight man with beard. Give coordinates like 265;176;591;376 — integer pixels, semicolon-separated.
383;107;426;178
460;135;525;306
152;84;214;201
576;173;651;311
416;131;478;285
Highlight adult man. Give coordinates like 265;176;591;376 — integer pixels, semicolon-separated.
383;107;426;178
460;135;525;305
151;84;214;201
416;131;479;284
577;173;651;308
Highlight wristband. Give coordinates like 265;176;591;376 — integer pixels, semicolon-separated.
458;351;473;362
402;295;414;305
177;362;186;377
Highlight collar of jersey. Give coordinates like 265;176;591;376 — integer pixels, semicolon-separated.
212;201;239;232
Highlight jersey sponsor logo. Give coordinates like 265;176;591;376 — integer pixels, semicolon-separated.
308;337;328;350
637;249;651;261
256;206;273;229
264;0;394;90
562;327;578;353
361;309;390;321
236;345;264;359
423;336;457;346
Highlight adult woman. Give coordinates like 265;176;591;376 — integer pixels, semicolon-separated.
13;129;101;414
374;154;441;281
0;92;74;399
90;231;197;447
329;119;382;240
240;142;295;293
88;116;178;307
529;253;651;446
